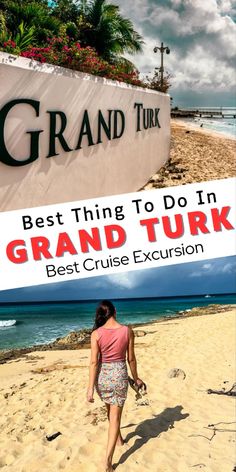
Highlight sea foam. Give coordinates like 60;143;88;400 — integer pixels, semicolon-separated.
0;320;17;328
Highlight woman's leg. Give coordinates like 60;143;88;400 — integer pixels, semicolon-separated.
105;404;123;470
105;402;110;420
105;403;124;446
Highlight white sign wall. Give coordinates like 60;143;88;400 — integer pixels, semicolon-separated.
0;52;170;212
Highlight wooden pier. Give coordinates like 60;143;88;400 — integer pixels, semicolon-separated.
171;108;236;119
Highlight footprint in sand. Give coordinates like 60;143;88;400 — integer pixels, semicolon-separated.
85;406;107;426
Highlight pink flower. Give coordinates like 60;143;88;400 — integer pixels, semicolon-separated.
3;39;16;48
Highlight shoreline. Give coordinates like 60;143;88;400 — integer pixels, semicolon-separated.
142;119;236;190
172;117;236;141
0;303;234;364
0;306;235;471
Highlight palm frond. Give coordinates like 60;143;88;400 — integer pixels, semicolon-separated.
84;0;144;59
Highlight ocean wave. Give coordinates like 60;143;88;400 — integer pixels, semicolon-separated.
0;320;17;328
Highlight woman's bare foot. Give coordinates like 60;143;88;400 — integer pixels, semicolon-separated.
116;434;124;446
105;463;114;471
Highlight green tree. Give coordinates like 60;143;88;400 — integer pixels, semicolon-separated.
50;0;84;40
0;7;37;52
0;1;60;43
79;0;143;64
1;0;144;73
0;9;7;42
51;0;80;23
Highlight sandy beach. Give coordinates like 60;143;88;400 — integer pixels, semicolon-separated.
0;307;235;472
143;120;236;190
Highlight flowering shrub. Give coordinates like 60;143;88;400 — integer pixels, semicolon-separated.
2;39;17;53
1;36;143;87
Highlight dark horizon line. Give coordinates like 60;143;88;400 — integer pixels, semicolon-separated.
0;292;235;307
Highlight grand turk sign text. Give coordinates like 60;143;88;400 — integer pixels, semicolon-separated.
0;100;161;166
0;52;170;210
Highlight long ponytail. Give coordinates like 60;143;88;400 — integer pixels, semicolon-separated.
93;300;116;330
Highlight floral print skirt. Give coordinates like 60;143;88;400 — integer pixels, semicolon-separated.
95;361;128;407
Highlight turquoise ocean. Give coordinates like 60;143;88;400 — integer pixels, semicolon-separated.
0;294;235;350
180;107;236;137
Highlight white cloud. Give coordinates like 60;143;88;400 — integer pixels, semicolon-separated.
190;271;202;277
115;0;236;95
104;268;151;289
222;262;236;273
105;272;139;289
190;260;236;277
217;0;236;14
202;263;212;269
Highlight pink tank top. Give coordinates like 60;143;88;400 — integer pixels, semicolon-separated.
97;325;129;363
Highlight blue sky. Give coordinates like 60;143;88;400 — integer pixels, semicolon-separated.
0;256;235;302
115;0;236;107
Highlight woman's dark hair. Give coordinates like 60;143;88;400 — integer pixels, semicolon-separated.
93;300;116;330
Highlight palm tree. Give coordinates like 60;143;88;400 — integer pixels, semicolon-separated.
79;0;144;65
1;0;143;71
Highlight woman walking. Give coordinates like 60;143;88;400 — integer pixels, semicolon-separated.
87;300;145;471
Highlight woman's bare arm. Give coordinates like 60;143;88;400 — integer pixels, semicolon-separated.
127;328;140;384
87;330;99;402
